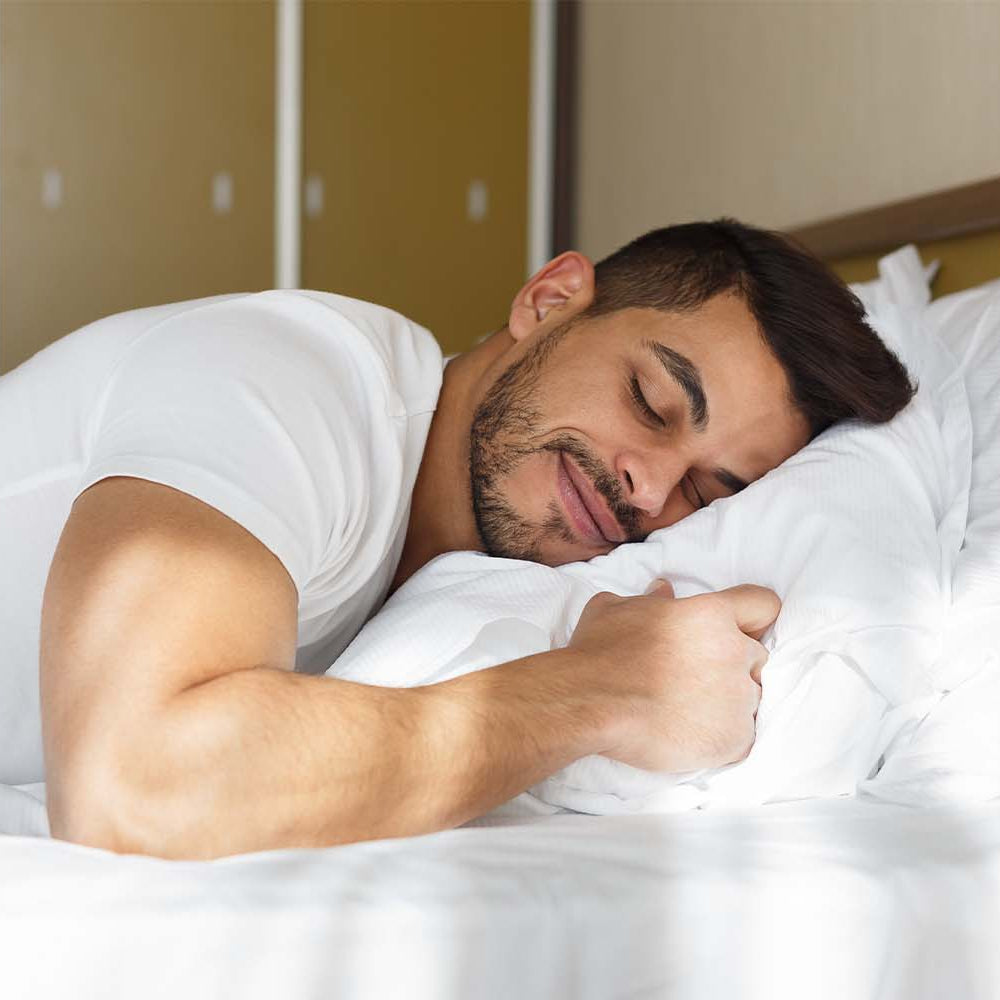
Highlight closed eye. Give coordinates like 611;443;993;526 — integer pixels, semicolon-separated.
628;373;665;428
685;474;707;509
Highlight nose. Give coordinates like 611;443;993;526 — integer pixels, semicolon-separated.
616;448;688;520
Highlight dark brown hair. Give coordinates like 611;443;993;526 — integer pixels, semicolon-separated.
581;219;916;437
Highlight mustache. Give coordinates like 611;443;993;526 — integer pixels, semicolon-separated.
538;433;643;542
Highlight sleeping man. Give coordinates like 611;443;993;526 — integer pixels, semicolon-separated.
0;220;914;858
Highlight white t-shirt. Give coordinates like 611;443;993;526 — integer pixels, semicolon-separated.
0;290;444;784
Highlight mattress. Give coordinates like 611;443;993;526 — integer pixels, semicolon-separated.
1;798;999;1000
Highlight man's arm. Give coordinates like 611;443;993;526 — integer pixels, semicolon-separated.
101;649;601;857
40;477;607;859
42;477;772;860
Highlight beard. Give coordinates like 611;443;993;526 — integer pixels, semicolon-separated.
468;323;641;563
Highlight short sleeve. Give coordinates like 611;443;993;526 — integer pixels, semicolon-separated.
77;292;387;596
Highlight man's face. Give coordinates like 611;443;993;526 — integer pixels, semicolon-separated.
469;291;812;565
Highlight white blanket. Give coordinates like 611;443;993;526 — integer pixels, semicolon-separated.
330;302;985;815
1;798;999;1000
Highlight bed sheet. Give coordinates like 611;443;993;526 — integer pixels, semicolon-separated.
1;797;998;1000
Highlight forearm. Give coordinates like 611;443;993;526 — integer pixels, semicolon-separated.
63;648;607;859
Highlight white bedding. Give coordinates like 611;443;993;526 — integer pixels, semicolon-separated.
325;289;982;816
1;798;999;1000
2;248;998;999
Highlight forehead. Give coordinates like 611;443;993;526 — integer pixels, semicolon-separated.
595;292;764;357
592;293;783;387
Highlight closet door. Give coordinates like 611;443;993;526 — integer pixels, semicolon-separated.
302;0;530;356
0;1;274;373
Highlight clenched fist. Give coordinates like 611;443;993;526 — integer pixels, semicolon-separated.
568;581;779;773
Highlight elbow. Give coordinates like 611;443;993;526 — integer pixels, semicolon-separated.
47;768;140;855
50;787;208;860
46;701;245;859
47;760;209;860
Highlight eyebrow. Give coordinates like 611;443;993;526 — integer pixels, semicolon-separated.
643;338;709;432
642;338;750;496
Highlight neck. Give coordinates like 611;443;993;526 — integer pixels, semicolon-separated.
389;329;512;595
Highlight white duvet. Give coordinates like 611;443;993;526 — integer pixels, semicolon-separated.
2;798;1000;1000
329;257;999;816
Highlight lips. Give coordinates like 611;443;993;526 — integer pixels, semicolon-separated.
559;452;625;544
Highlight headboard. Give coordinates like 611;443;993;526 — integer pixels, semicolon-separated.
788;175;1000;298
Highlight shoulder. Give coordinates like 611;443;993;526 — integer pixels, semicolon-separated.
101;289;444;422
282;291;444;417
80;291;444;592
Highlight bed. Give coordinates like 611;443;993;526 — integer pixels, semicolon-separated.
2;797;999;999
2;178;999;999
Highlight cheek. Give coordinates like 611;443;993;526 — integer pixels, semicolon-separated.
501;450;559;513
546;364;620;424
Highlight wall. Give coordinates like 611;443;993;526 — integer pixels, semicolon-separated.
302;0;530;356
0;0;531;372
576;0;1000;260
0;1;275;373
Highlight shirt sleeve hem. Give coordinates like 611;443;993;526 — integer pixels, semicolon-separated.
75;457;310;596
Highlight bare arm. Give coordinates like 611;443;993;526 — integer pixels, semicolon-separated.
43;478;775;860
106;650;600;857
40;477;607;859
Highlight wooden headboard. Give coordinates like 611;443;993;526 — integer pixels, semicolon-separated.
788;175;1000;298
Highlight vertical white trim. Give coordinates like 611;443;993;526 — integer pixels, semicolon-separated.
528;0;556;277
275;0;302;289
0;5;4;369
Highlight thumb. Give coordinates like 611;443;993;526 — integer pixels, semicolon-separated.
644;578;675;599
714;584;781;639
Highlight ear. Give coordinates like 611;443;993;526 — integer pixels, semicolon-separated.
508;252;595;342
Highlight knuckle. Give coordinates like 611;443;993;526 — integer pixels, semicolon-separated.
585;589;616;611
676;595;718;629
748;640;769;668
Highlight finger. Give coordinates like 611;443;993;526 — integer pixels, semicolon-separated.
747;639;768;685
715;584;781;637
744;624;772;643
585;589;619;609
644;578;675;599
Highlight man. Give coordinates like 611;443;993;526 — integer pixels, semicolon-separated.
0;220;913;858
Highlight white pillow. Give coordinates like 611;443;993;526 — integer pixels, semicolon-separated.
331;305;972;814
851;245;1000;616
848;243;938;316
925;283;1000;615
846;247;1000;808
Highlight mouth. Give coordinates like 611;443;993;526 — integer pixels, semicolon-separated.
556;451;625;546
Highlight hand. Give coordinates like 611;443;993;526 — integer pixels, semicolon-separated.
567;580;779;772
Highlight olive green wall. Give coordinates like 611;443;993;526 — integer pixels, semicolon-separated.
832;229;1000;298
0;0;531;372
0;0;275;373
302;0;530;356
